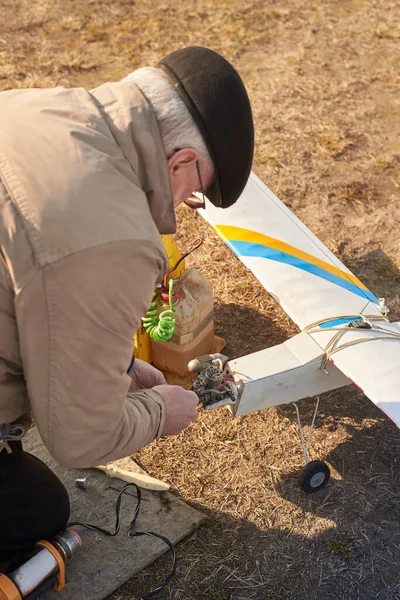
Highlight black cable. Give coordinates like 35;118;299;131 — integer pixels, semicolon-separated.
68;483;141;536
128;531;177;600
68;483;176;599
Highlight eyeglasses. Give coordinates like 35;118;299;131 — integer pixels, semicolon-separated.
184;160;206;210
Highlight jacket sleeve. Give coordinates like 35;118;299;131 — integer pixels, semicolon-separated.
15;240;168;468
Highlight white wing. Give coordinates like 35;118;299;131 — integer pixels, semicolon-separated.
200;172;400;426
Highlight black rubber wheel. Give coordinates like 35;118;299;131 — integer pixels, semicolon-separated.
299;460;330;493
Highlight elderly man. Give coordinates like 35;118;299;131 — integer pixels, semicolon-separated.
0;46;254;561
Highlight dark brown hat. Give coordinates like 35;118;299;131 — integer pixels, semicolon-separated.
157;46;254;209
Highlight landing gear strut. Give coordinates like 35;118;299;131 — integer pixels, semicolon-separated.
293;399;330;493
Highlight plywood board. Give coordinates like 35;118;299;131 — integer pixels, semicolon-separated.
24;428;204;600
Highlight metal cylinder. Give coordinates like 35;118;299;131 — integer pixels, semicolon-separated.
6;529;81;598
204;367;223;390
52;529;82;561
75;477;89;490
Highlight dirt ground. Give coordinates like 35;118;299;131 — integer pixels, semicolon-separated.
1;0;400;598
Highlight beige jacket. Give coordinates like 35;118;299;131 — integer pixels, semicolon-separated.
0;81;177;467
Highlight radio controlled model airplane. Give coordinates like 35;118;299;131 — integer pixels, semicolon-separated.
190;172;400;493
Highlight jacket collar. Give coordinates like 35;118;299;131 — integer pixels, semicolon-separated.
90;81;176;235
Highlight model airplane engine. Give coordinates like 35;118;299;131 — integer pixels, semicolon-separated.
188;355;240;409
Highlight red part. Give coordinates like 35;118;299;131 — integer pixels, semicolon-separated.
161;291;179;303
68;529;83;546
349;378;364;393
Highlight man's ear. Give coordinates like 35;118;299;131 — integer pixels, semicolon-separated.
168;148;198;176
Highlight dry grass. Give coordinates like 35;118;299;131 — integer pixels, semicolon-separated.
2;0;400;598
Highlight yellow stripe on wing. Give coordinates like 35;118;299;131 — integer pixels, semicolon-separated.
214;225;370;292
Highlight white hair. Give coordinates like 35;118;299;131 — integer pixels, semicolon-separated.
122;67;211;166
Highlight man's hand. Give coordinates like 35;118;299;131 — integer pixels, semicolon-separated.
153;385;199;436
129;358;166;391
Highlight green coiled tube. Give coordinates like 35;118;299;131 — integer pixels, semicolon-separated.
142;279;176;342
